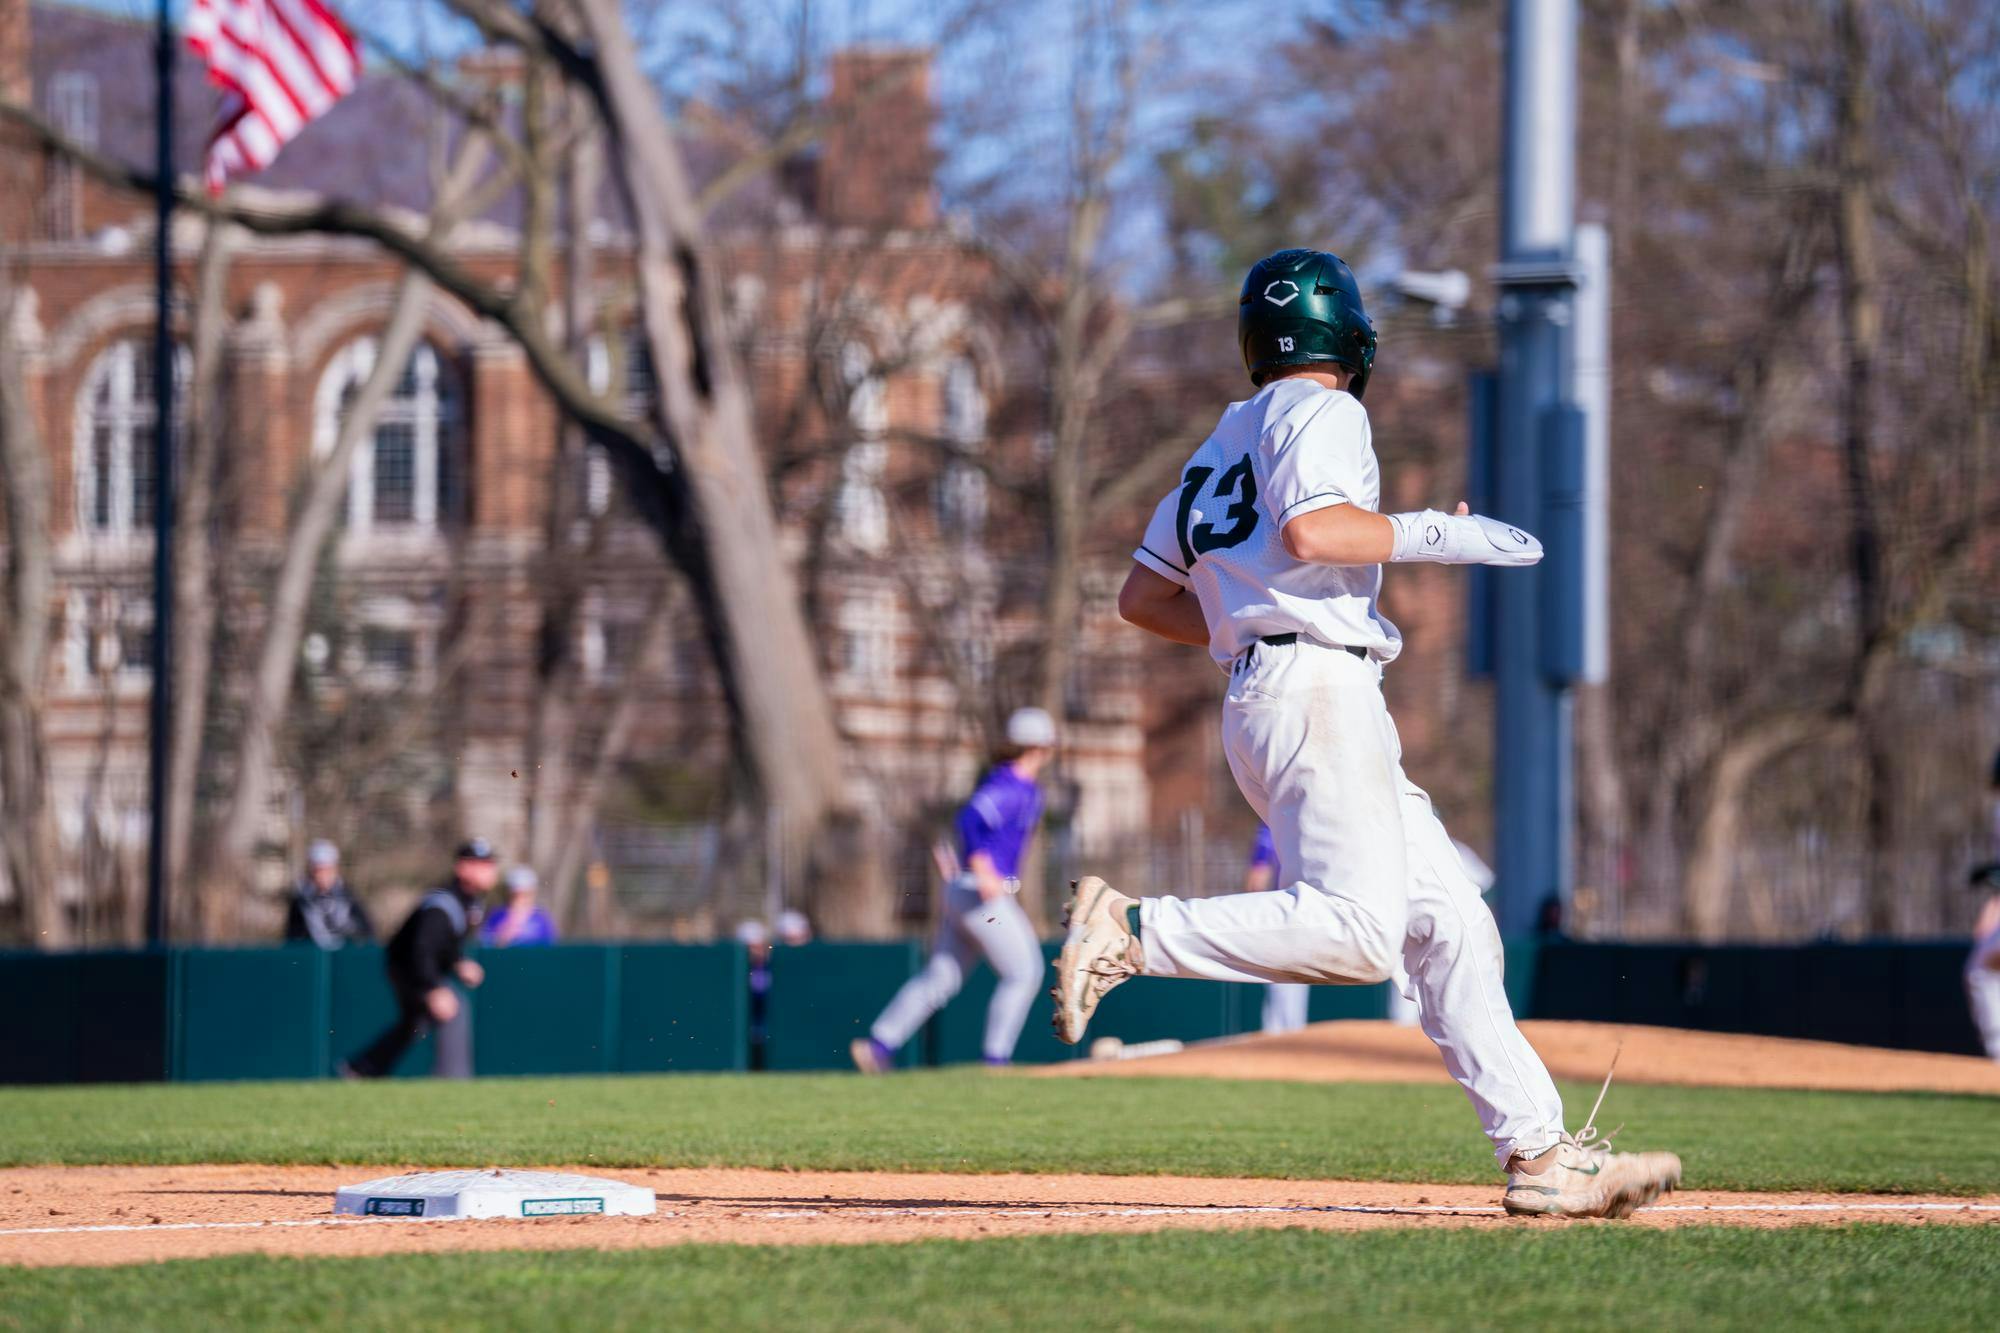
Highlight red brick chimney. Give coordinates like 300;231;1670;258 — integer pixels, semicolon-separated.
456;46;527;97
0;0;27;105
817;49;936;232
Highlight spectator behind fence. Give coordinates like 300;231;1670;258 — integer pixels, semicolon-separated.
340;838;497;1079
283;840;374;950
481;866;559;947
738;920;774;1071
776;908;812;948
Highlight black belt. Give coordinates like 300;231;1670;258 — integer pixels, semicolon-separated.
1257;633;1367;660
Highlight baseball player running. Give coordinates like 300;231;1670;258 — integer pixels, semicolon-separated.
852;707;1057;1072
1051;248;1680;1219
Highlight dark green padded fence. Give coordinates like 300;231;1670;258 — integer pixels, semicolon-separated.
1501;938;1540;1016
765;941;924;1070
474;947;620;1076
0;942;747;1084
1307;980;1391;1023
0;937;1988;1083
174;947;329;1081
1527;941;1985;1056
0;950;172;1083
617;943;747;1073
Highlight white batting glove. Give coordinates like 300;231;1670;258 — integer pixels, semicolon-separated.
1387;509;1544;567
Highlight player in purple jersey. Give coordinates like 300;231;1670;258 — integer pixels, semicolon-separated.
852;708;1057;1071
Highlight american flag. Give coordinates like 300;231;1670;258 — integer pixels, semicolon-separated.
185;0;362;192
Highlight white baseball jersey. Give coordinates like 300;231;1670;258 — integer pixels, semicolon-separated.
1133;378;1403;668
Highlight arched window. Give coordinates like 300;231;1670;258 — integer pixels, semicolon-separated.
313;338;463;533
580;326;660;516
835;341;889;554
937;355;987;536
838;585;900;689
74;338;188;536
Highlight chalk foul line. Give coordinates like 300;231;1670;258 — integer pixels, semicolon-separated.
3;1200;1998;1238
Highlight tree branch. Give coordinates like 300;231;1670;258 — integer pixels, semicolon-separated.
0;97;688;519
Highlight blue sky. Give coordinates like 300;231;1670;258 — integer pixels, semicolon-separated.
52;0;1302;278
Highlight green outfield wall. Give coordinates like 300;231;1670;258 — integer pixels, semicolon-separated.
0;937;1983;1083
1525;940;1984;1056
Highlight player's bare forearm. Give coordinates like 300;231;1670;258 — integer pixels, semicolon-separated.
1283;501;1534;568
1281;503;1395;565
1118;565;1210;647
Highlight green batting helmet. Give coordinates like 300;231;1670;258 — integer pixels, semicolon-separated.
1238;248;1377;396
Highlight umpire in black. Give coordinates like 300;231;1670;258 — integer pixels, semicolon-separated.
341;838;499;1078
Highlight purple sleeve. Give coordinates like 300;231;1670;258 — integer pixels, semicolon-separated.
956;786;1008;863
957;777;1036;864
1249;824;1276;869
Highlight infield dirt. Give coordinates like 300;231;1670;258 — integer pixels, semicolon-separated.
7;1022;1997;1269
1;1164;1995;1269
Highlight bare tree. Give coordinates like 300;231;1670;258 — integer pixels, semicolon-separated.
525;0;891;932
0;278;63;944
192;140;494;932
162;223;236;933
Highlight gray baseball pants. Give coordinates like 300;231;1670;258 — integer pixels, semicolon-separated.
871;876;1045;1062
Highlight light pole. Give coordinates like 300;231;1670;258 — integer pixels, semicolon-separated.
1487;0;1591;936
145;0;176;946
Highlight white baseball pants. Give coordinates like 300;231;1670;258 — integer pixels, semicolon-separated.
1138;638;1566;1167
1262;983;1310;1033
1966;947;2000;1062
871;876;1044;1062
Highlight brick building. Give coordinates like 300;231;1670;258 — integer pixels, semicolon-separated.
0;2;1153;934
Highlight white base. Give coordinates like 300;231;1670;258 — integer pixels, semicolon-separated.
1087;1037;1185;1061
333;1169;656;1220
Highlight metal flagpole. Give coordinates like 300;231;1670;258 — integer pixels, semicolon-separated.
144;0;176;945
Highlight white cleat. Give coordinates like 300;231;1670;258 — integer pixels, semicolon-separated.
1503;1137;1683;1220
1051;877;1143;1045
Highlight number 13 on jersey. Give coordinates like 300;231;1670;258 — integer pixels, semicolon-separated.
1175;457;1261;565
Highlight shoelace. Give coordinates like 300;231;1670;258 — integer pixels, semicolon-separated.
1570;1038;1625;1158
1084;956;1133;993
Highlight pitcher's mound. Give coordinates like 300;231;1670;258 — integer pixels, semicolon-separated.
1040;1021;2000;1096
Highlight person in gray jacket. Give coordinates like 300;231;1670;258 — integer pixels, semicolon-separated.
283;840;375;950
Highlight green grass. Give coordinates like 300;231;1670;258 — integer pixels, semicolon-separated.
3;1071;1997;1194
3;1225;1997;1331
